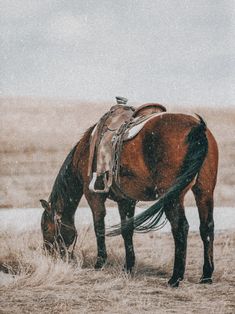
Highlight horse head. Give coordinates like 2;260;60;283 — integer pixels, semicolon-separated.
40;199;77;259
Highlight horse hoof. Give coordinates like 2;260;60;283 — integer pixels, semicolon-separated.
200;277;212;284
168;277;182;288
94;257;106;270
68;253;77;264
94;262;104;269
122;265;133;274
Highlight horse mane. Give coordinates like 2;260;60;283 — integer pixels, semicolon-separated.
49;145;79;207
49;125;95;211
77;124;96;153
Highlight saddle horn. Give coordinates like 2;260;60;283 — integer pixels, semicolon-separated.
116;96;128;105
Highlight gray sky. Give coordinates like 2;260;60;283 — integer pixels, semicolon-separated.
1;0;235;106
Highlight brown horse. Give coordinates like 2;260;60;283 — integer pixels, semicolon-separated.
40;112;218;287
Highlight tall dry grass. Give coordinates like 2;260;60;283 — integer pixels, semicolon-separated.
0;226;234;313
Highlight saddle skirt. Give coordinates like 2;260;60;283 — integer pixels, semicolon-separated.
88;103;166;193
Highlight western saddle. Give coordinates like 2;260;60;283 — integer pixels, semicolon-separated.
88;97;166;194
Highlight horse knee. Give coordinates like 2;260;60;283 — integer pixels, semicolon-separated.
182;218;189;234
92;211;106;240
172;216;189;238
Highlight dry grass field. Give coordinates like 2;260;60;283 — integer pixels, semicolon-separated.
0;96;235;208
0;97;235;313
0;226;235;313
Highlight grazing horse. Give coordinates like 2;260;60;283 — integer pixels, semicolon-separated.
40;112;218;287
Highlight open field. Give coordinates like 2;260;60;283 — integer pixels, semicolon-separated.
0;97;235;313
0;96;235;208
0;226;235;313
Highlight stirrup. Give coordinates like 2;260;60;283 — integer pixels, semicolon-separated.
89;172;111;193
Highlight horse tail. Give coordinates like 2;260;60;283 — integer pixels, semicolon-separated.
107;115;208;236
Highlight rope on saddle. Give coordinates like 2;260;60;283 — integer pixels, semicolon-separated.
110;119;135;200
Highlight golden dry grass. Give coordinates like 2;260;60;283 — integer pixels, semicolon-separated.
0;227;235;314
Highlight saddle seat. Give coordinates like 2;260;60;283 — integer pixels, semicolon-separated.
88;102;166;193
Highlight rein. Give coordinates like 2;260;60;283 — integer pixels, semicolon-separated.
54;217;78;259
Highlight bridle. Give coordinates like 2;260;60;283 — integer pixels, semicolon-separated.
53;215;78;259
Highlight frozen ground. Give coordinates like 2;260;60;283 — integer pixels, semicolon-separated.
0;207;234;233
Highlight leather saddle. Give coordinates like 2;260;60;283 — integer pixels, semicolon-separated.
88;100;166;193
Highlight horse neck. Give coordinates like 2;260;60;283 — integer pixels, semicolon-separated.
50;146;83;225
53;181;83;225
51;125;94;224
62;188;81;221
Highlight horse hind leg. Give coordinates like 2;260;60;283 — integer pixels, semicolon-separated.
192;184;214;284
164;196;189;287
192;128;218;284
117;199;136;272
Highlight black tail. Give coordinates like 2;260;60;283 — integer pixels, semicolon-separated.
107;115;208;236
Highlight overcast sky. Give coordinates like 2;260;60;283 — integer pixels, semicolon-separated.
1;0;235;106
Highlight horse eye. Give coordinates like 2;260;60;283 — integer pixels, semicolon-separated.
43;226;49;232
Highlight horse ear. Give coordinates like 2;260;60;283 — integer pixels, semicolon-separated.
40;199;51;213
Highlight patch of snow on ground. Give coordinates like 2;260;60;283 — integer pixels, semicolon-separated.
0;207;234;233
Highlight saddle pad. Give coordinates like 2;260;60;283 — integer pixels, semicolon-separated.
123;112;166;141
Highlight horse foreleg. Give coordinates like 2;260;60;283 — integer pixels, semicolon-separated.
117;199;136;272
192;186;214;284
164;198;189;287
85;192;107;269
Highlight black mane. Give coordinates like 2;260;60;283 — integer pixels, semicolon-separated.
49;144;81;214
48;125;95;215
